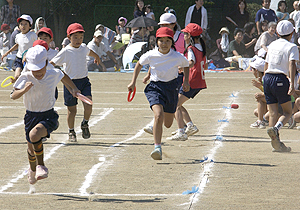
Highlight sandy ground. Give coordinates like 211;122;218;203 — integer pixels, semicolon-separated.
0;71;300;210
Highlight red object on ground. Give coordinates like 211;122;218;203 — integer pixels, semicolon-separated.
231;104;239;109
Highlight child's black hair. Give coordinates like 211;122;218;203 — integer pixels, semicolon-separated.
38;32;51;39
18;19;32;27
155;36;176;51
183;35;206;58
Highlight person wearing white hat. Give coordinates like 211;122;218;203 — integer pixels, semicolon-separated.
1;14;37;83
263;20;299;152
11;45;79;185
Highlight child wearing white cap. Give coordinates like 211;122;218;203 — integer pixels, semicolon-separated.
10;45;79;185
263;20;299;152
2;14;37;83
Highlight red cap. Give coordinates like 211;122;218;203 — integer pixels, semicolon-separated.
1;24;10;31
156;27;174;38
32;40;49;51
38;27;53;38
67;23;85;35
181;23;203;37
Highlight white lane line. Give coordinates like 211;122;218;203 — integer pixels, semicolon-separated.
0;192;182;196
78;119;154;196
0;121;23;135
0;108;114;193
185;92;239;209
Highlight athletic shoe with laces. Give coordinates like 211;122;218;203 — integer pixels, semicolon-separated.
35;165;48;180
167;132;188;141
172;125;187;135
272;142;291;152
250;120;266;129
27;168;37;185
150;147;162;160
288;116;296;129
143;125;153;135
185;124;199;136
81;121;90;139
267;127;283;151
69;130;77;142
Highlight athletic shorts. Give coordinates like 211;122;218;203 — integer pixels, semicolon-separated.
64;77;92;106
144;78;178;113
14;57;23;70
177;72;184;90
24;108;59;143
263;73;291;105
179;86;204;99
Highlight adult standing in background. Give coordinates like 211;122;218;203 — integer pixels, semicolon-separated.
226;0;249;29
0;0;20;32
185;0;207;30
255;0;278;36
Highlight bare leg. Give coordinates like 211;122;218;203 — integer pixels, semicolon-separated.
67;105;77;129
152;104;164;145
82;96;92;120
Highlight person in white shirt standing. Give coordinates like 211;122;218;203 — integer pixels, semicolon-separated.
263;20;299;152
11;45;79;185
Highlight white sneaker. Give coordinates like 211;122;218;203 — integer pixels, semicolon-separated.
167;132;188;141
143;125;153;135
185;125;199;136
172;125;187;135
250;120;266;129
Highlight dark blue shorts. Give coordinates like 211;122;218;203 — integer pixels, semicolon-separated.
177;73;184;90
263;73;291;104
144;78;179;113
64;77;92;106
179;86;204;99
14;57;23;70
24;108;59;143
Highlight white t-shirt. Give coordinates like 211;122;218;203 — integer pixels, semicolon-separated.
51;43;90;79
15;31;37;58
139;48;189;82
13;69;64;112
87;39;108;62
265;38;299;76
47;48;58;61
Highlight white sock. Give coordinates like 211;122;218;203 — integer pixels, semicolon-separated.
186;121;193;127
275;121;283;131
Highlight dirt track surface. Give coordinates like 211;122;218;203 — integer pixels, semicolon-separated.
0;71;299;210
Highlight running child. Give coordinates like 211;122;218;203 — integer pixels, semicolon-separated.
168;23;207;140
1;14;37;82
127;27;190;160
263;20;299;152
11;45;79;184
50;23;101;142
37;27;58;62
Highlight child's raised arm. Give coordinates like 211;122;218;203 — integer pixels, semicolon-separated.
60;72;80;97
2;43;18;61
10;82;33;100
128;61;143;92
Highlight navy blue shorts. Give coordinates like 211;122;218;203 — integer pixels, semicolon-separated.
14;57;23;70
177;72;184;90
144;78;179;113
179;86;204;99
64;77;92;106
263;73;291;104
24;108;59;143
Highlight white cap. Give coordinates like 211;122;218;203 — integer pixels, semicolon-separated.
276;20;294;36
17;14;33;25
95;24;104;31
26;45;47;71
250;56;265;72
94;30;103;37
158;13;176;25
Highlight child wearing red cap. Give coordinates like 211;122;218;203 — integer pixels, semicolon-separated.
2;14;37;82
37;27;57;62
168;23;207;140
50;23;102;142
128;27;190;160
0;24;11;62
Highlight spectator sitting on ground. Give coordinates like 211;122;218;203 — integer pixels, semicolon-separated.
227;28;247;57
255;0;278;36
115;17;130;41
0;24;11;49
276;0;289;21
243;22;257;58
254;21;277;54
261;20;269;33
216;27;230;58
95;24;112;52
127;27;148;46
290;1;299;19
